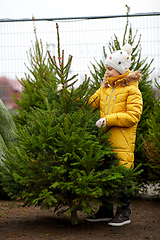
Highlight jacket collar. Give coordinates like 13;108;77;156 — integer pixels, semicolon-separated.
107;70;130;87
102;70;141;88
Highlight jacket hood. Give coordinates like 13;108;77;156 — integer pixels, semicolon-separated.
102;70;142;88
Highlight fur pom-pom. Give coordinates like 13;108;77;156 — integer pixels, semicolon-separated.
122;43;132;56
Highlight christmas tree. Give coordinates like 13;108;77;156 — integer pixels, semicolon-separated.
12;19;57;126
0;99;17;198
143;79;160;194
89;6;158;189
1;23;141;225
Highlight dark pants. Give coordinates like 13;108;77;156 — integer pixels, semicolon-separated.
119;190;132;208
100;187;132;213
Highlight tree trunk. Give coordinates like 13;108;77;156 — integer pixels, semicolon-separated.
70;206;78;225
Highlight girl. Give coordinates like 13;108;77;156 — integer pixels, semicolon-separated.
86;44;143;226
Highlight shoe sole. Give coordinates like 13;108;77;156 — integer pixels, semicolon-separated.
86;217;112;222
108;219;131;226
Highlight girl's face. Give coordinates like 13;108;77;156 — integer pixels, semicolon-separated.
105;65;121;78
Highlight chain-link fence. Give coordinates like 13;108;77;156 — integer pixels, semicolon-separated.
0;12;160;108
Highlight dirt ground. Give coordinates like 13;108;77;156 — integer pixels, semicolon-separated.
0;196;160;240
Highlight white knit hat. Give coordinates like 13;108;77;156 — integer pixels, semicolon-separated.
105;43;132;74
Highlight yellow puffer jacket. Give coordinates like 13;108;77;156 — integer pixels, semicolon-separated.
89;70;143;168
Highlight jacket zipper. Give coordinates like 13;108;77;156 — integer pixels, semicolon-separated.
112;96;117;112
103;96;108;113
107;86;115;115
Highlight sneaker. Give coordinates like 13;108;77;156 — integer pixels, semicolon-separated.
108;213;130;226
86;206;113;222
108;205;131;227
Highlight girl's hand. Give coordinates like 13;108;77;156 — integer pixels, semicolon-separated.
96;118;106;128
57;84;63;92
57;83;68;94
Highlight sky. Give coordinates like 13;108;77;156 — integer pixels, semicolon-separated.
0;0;160;19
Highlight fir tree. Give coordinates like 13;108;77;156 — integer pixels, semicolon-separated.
0;99;17;198
12;19;57;126
143;79;160;193
1;23;141;225
89;7;158;188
